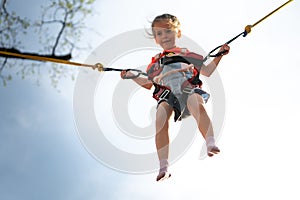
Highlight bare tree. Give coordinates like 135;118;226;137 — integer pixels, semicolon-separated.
0;0;96;87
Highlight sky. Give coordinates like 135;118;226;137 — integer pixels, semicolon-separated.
1;0;300;200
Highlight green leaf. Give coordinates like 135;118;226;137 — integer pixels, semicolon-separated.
66;2;73;9
87;0;95;4
59;1;65;7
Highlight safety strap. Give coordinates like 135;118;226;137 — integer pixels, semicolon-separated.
160;55;204;67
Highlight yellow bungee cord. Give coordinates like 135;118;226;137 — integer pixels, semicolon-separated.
0;0;294;75
206;0;294;59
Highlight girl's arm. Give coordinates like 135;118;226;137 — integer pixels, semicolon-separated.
200;44;230;77
120;71;153;90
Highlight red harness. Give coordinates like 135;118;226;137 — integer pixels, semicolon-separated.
146;47;203;83
147;47;204;98
146;48;206;121
146;48;205;115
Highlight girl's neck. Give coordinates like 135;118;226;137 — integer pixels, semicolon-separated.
163;46;178;51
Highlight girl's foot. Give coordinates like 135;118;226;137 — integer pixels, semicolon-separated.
207;145;220;157
156;159;171;181
156;170;171;181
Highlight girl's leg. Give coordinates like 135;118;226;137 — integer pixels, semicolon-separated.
155;101;173;181
187;93;220;157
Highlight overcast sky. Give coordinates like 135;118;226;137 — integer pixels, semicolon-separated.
1;0;300;200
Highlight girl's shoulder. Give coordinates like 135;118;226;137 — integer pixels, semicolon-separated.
146;54;159;73
151;47;191;61
164;47;190;54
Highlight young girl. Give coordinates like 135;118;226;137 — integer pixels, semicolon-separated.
121;13;230;181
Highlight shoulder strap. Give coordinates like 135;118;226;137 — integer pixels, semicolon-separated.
180;48;188;54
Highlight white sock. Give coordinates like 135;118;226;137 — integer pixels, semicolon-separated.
206;136;216;148
159;159;169;173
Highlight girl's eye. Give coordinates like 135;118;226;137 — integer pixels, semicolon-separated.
154;29;173;37
156;31;162;36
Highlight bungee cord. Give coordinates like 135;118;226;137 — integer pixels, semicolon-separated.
0;50;146;78
204;0;294;62
0;0;293;78
0;50;96;68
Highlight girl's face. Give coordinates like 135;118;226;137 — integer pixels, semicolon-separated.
152;20;181;50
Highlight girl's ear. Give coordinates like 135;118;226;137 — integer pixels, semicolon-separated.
177;29;182;38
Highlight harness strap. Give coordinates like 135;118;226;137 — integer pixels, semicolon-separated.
160;55;204;66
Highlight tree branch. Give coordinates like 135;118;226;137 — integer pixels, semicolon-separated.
51;8;68;55
1;0;8;14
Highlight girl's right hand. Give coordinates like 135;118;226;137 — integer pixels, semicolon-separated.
120;70;128;79
120;70;136;79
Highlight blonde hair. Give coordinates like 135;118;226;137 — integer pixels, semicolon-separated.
147;13;181;38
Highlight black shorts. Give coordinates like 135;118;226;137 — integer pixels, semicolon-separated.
157;88;210;122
